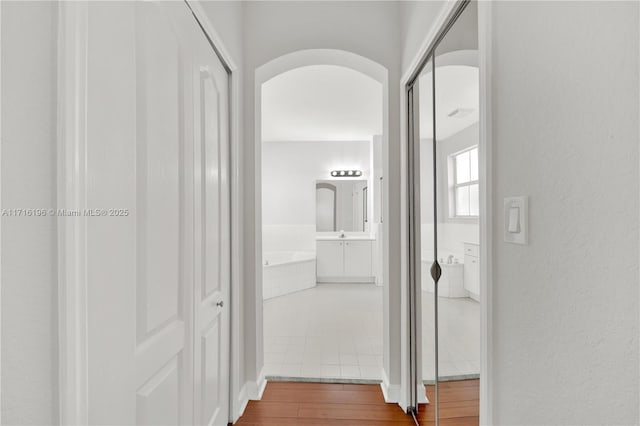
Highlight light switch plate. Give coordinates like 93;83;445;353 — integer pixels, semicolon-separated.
504;196;528;244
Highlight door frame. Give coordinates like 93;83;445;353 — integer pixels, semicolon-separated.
56;1;241;423
253;49;397;402
400;0;493;423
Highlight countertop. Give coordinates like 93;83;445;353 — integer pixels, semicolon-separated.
316;235;376;241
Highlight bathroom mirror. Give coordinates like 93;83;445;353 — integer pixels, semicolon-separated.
316;179;367;232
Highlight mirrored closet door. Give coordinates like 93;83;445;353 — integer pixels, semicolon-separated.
407;1;480;424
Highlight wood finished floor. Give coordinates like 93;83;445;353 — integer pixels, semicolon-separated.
234;379;479;425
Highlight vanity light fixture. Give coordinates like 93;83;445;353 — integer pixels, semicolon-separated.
331;170;362;178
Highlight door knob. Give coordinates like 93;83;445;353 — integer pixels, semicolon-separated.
215;300;224;308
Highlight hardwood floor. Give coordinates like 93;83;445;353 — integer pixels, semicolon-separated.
234;379;479;425
418;380;480;425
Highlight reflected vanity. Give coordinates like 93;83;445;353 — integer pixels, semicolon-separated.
315;179;376;283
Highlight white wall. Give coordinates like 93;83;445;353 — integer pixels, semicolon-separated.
400;1;446;73
262;140;371;253
489;2;639;424
243;0;403;391
1;2;58;424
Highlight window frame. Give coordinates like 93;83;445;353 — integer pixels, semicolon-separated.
450;145;479;218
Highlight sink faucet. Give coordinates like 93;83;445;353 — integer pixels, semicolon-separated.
339;230;346;238
447;254;454;264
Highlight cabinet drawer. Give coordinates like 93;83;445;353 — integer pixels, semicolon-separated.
464;243;479;258
463;254;480;295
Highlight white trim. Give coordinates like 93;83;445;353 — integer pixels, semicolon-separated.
0;1;3;418
398;76;409;412
399;1;461;410
248;368;268;401
401;0;459;85
380;368;401;405
234;383;249;422
56;3;89;424
400;0;493;421
233;371;267;423
477;1;494;424
183;3;245;423
185;1;237;72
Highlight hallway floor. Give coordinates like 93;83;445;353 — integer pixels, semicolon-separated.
234;379;479;425
263;283;479;381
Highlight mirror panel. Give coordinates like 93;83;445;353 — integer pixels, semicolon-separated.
412;1;480;422
316;179;368;232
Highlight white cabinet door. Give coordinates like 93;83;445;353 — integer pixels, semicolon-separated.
464;254;480;295
317;241;344;277
344;241;373;277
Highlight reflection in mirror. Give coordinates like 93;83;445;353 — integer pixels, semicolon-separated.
414;2;480;421
316;182;336;231
432;0;480;390
316;179;368;232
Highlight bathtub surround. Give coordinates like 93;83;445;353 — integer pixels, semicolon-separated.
262;251;316;299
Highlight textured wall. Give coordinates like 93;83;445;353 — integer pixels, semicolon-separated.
490;2;639;424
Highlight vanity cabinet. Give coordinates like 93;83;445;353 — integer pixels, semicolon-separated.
316;239;374;282
463;243;480;301
316;241;344;277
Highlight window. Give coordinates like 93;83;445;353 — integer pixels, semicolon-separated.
451;146;479;217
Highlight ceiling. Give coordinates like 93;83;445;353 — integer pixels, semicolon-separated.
261;65;383;142
418;65;479;140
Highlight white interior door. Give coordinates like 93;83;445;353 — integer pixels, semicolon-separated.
76;2;230;424
191;12;231;426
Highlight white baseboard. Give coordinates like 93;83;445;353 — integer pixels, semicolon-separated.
233;368;267;422
418;385;429;404
380;370;429;411
233;383;249;423
380;370;400;404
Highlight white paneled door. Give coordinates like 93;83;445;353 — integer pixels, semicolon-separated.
72;2;230;424
191;8;231;426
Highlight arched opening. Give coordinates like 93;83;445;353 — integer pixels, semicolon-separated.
254;49;392;387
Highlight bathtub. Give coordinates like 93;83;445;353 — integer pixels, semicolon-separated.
421;250;467;298
262;251;316;300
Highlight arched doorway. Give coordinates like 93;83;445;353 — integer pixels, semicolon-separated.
254;49;393;390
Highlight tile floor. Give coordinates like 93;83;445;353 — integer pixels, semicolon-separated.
263;283;479;382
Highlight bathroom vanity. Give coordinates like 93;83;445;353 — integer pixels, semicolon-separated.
316;236;375;283
463;242;480;301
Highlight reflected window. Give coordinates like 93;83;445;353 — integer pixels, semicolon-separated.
450;146;479;217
